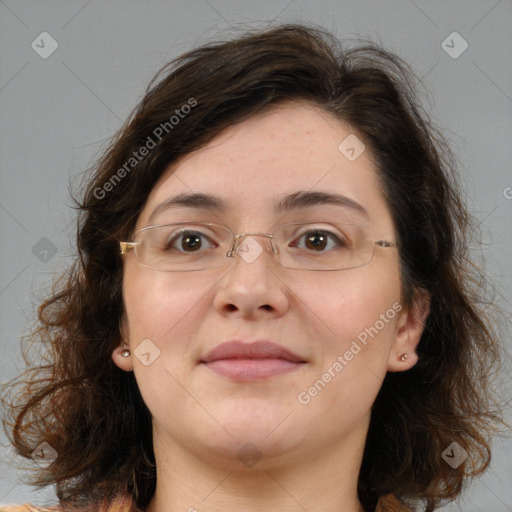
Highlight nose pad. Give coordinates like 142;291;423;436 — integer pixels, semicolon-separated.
229;233;276;266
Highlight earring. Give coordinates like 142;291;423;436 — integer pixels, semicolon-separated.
121;348;131;357
399;353;408;361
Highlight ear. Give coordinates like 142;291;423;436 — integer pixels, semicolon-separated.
111;313;134;372
387;289;430;372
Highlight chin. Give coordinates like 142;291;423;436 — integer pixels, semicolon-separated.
197;432;302;472
211;398;293;433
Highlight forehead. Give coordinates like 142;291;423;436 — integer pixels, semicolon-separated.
137;101;394;232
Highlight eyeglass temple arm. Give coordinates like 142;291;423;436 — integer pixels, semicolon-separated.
120;242;137;255
375;240;396;248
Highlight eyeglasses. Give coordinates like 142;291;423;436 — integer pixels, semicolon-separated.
119;221;396;272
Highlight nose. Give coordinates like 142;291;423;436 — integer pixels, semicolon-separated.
213;233;290;318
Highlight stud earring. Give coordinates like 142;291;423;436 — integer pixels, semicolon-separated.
121;348;131;357
399;353;408;361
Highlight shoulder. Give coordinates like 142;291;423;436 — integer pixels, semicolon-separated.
375;494;413;512
0;495;135;512
0;506;58;512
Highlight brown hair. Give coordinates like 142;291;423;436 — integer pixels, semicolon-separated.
1;23;506;512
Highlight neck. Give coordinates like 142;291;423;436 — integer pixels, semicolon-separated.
145;423;368;512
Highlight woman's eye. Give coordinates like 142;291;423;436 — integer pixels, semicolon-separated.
166;231;216;252
292;230;349;252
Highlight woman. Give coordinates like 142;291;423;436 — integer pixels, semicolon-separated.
1;23;505;512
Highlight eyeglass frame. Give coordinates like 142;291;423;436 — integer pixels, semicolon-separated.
119;221;397;272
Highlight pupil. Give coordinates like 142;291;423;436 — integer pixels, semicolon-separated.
306;233;327;251
182;234;201;251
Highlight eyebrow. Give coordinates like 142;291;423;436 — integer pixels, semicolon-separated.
147;190;369;224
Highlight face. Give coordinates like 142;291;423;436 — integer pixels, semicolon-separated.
113;101;420;470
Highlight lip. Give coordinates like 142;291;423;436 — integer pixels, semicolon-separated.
199;340;307;382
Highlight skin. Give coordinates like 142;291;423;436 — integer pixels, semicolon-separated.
112;100;429;512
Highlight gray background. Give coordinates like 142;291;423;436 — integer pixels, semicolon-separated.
0;0;511;510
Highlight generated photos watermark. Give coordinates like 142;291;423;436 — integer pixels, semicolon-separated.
93;97;197;200
31;441;58;469
298;301;402;405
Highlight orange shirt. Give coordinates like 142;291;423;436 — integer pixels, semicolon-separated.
0;493;412;511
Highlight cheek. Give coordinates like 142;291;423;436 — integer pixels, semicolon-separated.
296;263;401;411
122;269;209;414
121;267;224;388
122;267;208;341
302;261;401;344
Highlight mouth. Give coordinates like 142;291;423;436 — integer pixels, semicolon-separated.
199;340;307;382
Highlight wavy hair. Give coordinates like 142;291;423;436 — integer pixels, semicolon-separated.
1;23;507;512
